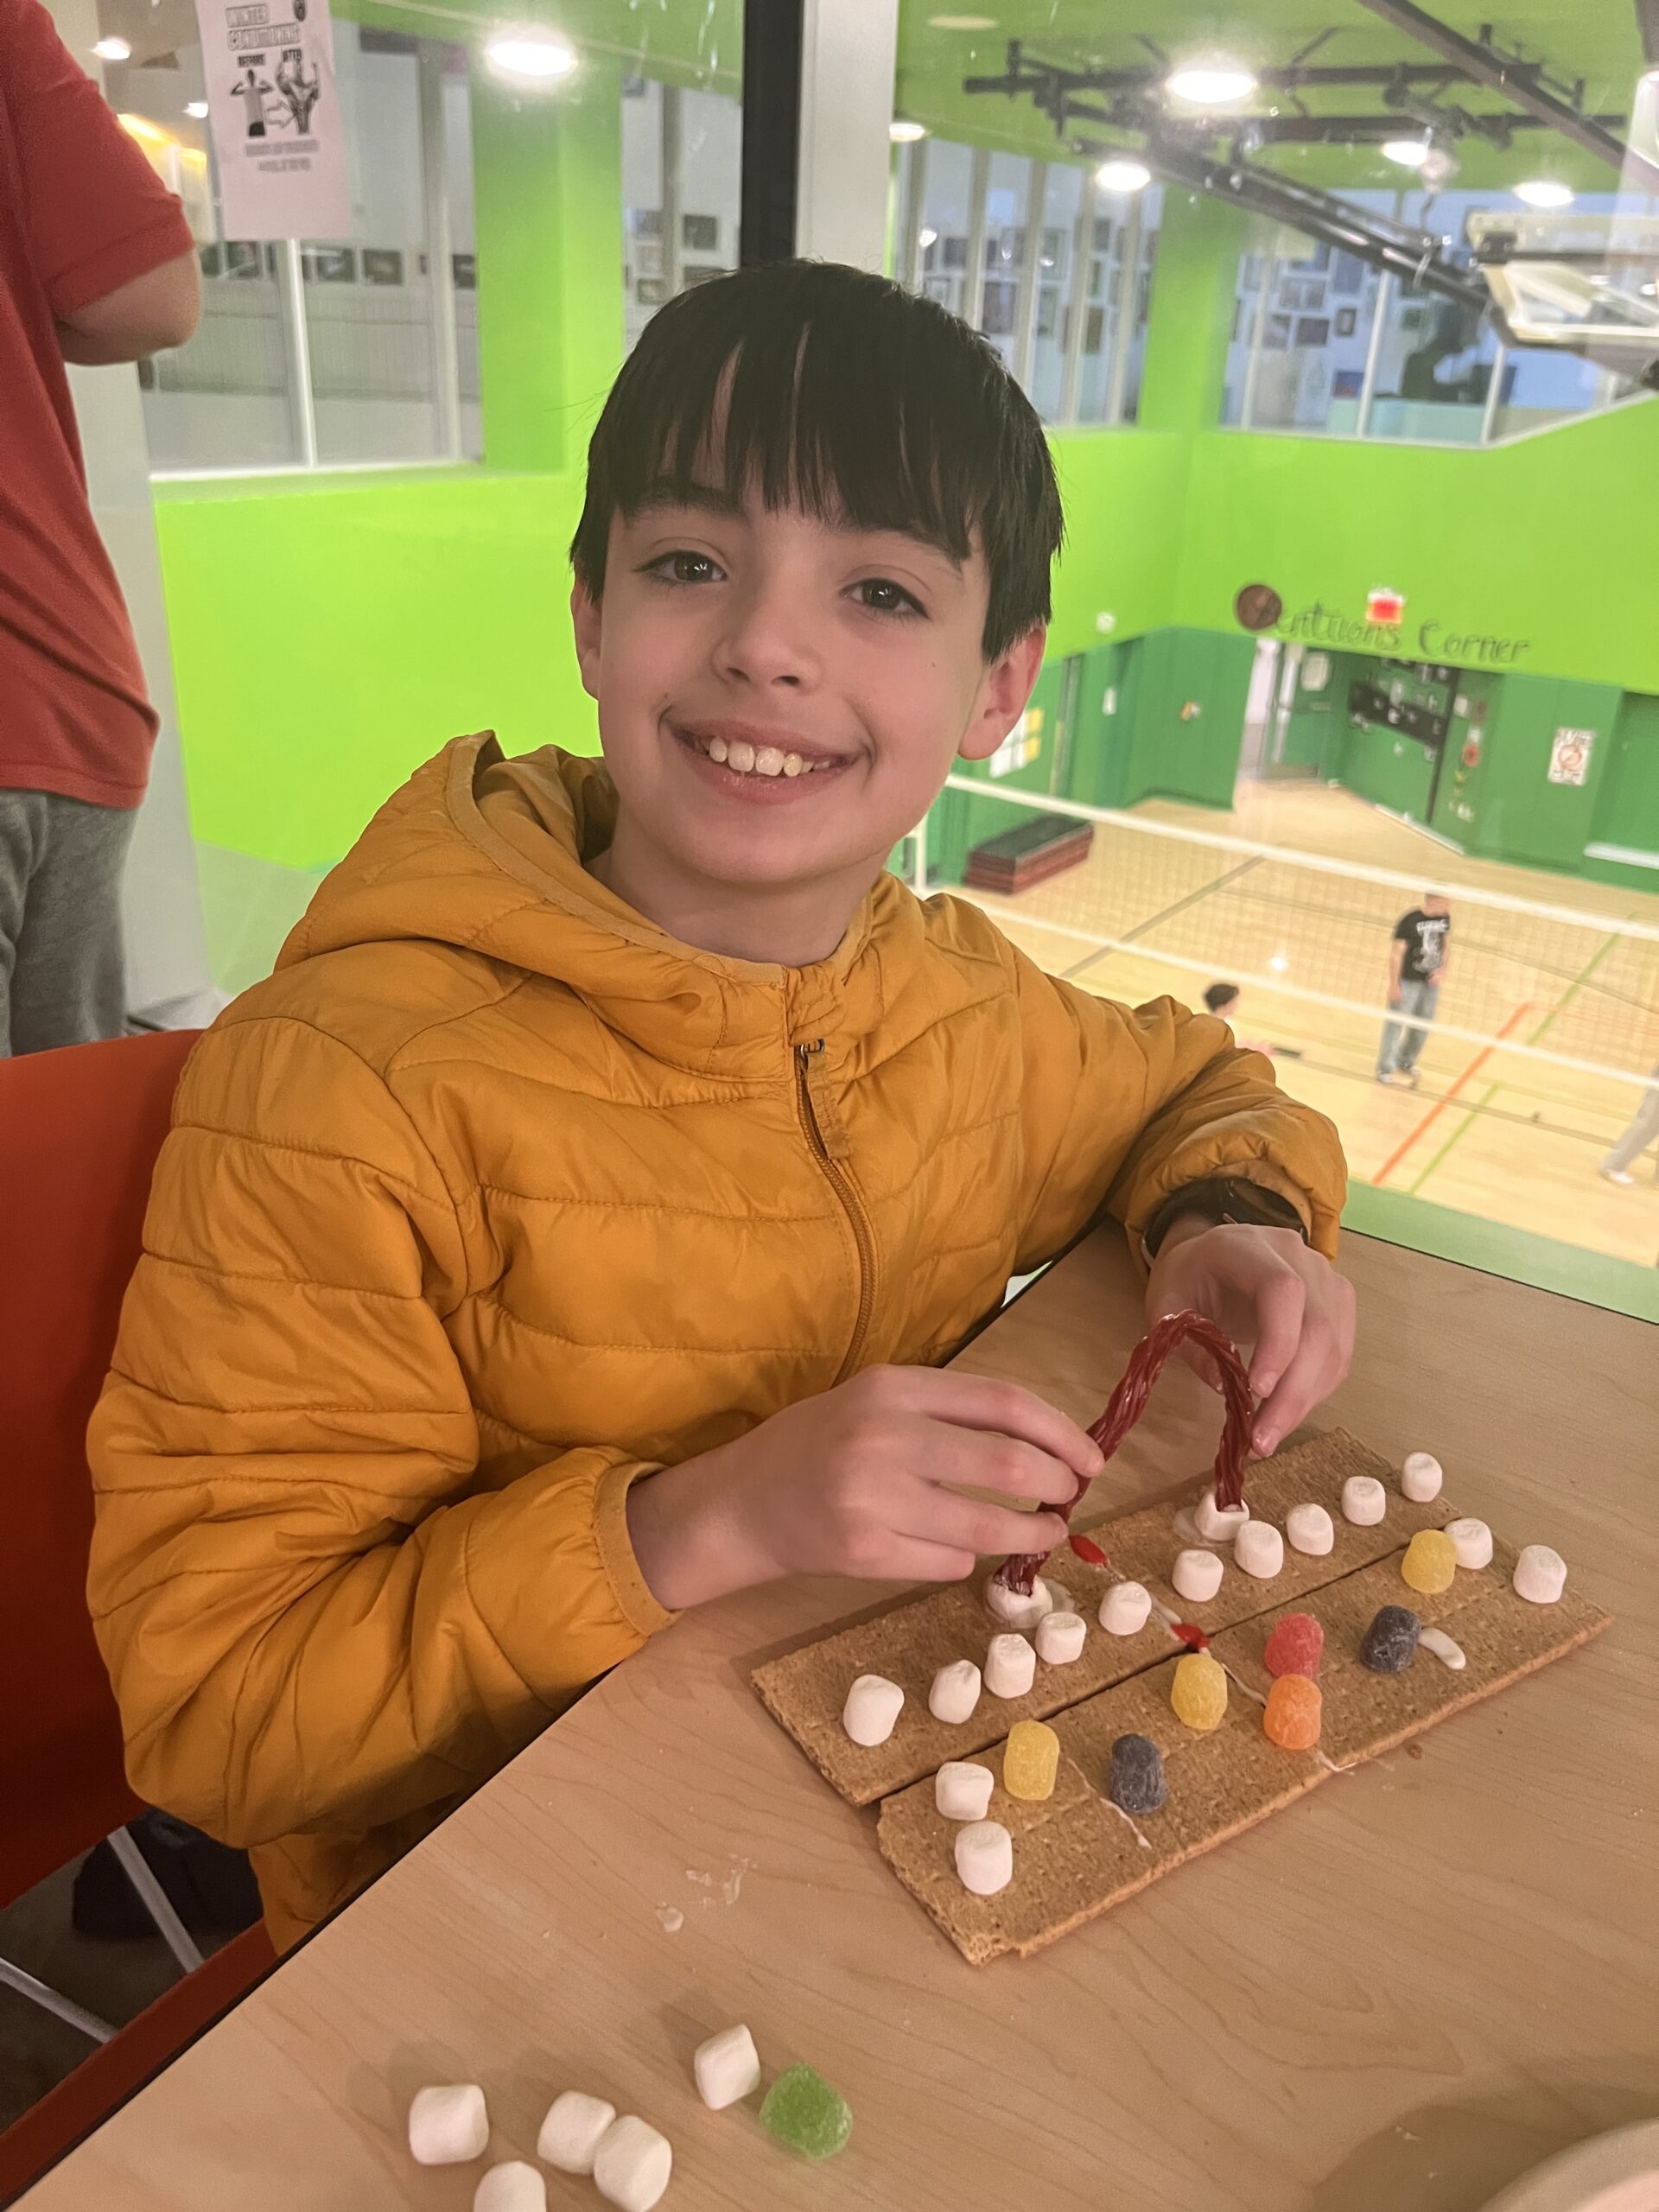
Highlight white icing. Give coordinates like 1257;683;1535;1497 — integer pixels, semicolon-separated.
1194;1484;1250;1543
954;1819;1014;1897
1514;1544;1567;1605
935;1760;995;1821
1446;1516;1494;1570
927;1658;981;1725
1100;1580;1153;1636
984;1632;1037;1699
841;1673;904;1746
1035;1611;1087;1664
1401;1451;1444;1501
1172;1548;1224;1602
982;1574;1057;1634
1285;1502;1335;1555
1418;1627;1466;1670
1234;1521;1285;1579
1341;1474;1387;1526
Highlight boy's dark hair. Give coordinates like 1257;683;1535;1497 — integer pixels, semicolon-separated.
570;261;1064;661
1204;982;1241;1015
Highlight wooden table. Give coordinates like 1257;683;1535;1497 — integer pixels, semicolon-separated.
25;1230;1657;2212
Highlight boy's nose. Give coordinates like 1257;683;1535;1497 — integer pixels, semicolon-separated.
715;590;819;690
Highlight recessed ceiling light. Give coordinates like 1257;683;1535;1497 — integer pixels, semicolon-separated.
1096;156;1152;193
927;12;997;26
918;226;938;249
185;99;208;118
1166;61;1256;108
1382;137;1431;168
1514;177;1574;208
92;35;131;60
889;118;928;143
485;30;577;84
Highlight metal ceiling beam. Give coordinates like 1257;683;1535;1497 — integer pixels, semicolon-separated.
1352;0;1659;191
1637;0;1659;67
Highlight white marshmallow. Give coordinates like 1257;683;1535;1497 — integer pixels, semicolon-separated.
954;1819;1014;1897
1099;1580;1153;1636
1402;1451;1444;1502
1172;1548;1224;1603
594;2116;673;2212
984;1632;1036;1699
537;2092;617;2175
983;1574;1057;1634
1418;1626;1466;1670
1341;1474;1387;1525
409;2084;489;2166
475;2163;545;2212
1285;1502;1335;1555
841;1673;904;1746
927;1658;982;1725
693;2024;761;2112
1233;1521;1284;1580
1193;1485;1250;1543
1035;1610;1087;1664
1514;1544;1567;1605
1446;1516;1494;1570
935;1760;995;1821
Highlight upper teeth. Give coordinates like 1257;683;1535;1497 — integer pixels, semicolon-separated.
704;735;823;778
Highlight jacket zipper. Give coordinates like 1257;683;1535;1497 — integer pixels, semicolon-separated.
794;1039;877;1383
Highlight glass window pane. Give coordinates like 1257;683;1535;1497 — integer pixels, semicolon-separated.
914;139;976;315
1118;183;1162;422
442;60;481;461
978;153;1031;372
1243;223;1383;435
1028;162;1083;423
622;77;741;353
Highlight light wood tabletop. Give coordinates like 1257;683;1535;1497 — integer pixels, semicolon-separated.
24;1229;1657;2212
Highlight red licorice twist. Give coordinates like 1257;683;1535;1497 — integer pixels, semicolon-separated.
994;1308;1256;1597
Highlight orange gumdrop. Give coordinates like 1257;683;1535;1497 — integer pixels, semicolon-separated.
1262;1675;1322;1751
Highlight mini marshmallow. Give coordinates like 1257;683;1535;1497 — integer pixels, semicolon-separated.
983;1574;1056;1634
1402;1451;1444;1502
475;2163;545;2212
1099;1580;1152;1637
594;2115;673;2212
954;1819;1014;1897
1514;1544;1567;1605
1233;1521;1285;1580
1446;1516;1494;1570
935;1760;995;1821
928;1658;982;1725
694;2024;761;2112
1172;1548;1224;1603
1035;1611;1087;1665
841;1673;904;1746
1285;1502;1335;1555
409;2084;489;2166
1193;1485;1250;1543
1341;1474;1387;1526
984;1632;1036;1699
537;2092;617;2175
1418;1626;1466;1670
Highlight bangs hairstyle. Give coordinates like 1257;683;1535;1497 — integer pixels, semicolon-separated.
569;260;1064;661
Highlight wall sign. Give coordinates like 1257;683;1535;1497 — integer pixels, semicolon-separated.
1274;598;1531;667
195;0;351;240
988;707;1044;779
1548;727;1595;786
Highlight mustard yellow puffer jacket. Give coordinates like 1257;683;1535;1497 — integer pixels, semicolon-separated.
89;735;1344;1947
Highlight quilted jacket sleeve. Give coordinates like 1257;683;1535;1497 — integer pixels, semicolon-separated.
86;1014;672;1851
1006;950;1346;1271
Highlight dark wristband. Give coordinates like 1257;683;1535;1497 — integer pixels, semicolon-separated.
1142;1175;1309;1260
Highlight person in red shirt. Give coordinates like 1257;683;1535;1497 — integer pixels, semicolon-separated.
0;0;200;1055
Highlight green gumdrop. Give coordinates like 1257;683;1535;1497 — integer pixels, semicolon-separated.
759;2063;853;2160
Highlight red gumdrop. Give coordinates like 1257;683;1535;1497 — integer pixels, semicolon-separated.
1263;1612;1324;1681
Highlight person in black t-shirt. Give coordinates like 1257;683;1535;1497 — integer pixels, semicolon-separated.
1376;894;1451;1086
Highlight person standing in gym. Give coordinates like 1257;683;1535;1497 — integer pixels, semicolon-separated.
1376;894;1451;1088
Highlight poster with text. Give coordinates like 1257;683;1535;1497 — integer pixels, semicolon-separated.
194;0;351;240
1548;727;1594;786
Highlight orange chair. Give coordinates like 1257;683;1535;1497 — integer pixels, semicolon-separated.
0;1032;275;2202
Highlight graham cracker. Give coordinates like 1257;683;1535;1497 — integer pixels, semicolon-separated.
752;1429;1445;1805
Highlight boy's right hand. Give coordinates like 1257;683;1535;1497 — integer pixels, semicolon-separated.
626;1366;1099;1613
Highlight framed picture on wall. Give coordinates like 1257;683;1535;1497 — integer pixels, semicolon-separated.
943;234;969;269
1295;315;1331;347
636;277;667;304
1036;288;1059;338
923;276;954;306
981;280;1016;335
682;213;719;251
1266;312;1292;350
1335;306;1357;337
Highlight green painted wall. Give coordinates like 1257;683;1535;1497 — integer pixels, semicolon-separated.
1331;720;1437;823
1113;628;1255;810
1458;674;1622;869
1586;692;1659;889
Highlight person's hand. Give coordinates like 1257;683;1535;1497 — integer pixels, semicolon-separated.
1145;1218;1355;1460
626;1366;1101;1611
1388;989;1403;1009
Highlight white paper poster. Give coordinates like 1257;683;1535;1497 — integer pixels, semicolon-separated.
194;0;351;240
1548;727;1594;786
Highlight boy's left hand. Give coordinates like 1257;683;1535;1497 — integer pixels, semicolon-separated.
1145;1218;1355;1460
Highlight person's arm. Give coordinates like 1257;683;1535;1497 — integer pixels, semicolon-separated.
1387;934;1408;1005
56;246;200;362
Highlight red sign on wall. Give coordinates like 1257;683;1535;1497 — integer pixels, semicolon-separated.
1365;587;1406;626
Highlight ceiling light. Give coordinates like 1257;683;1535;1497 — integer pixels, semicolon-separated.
1514;178;1574;209
1382;137;1431;168
889;118;928;143
1268;951;1289;972
185;99;209;118
1096;156;1152;193
927;12;997;26
918;226;938;249
485;30;577;84
92;35;130;60
1166;61;1256;108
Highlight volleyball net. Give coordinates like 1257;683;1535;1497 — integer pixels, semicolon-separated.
909;778;1659;1098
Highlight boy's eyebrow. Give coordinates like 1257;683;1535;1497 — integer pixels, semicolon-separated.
626;478;965;573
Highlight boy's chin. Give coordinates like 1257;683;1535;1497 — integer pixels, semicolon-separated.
671;817;890;895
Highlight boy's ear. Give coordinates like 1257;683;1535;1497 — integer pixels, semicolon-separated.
958;624;1048;762
570;582;603;701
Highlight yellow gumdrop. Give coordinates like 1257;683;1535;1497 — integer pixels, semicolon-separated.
1002;1719;1060;1802
1401;1529;1457;1595
1170;1651;1228;1732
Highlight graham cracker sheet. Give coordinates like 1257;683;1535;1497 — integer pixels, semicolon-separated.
752;1429;1446;1805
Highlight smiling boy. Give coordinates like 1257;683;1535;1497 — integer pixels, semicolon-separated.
90;263;1350;1948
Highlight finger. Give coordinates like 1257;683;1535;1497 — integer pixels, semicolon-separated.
1247;1266;1306;1399
911;1422;1081;1509
891;1475;1069;1561
1251;1319;1344;1457
896;1370;1104;1484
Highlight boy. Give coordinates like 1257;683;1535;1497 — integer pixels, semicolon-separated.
1376;893;1451;1087
90;264;1351;1950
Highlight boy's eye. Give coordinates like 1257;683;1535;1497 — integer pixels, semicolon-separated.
647;550;723;585
855;578;924;618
